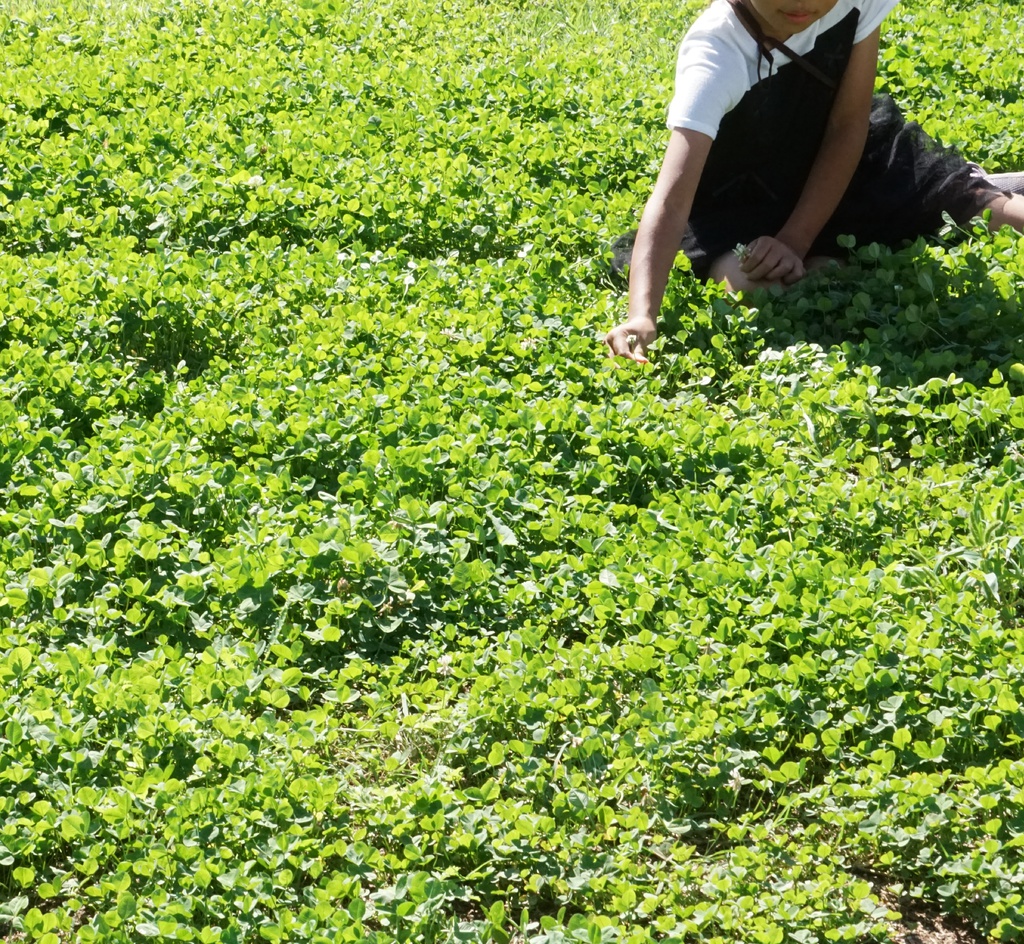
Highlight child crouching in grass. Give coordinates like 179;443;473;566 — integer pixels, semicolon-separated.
606;0;1024;362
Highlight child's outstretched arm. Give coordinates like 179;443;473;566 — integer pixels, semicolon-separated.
606;128;712;360
739;27;881;283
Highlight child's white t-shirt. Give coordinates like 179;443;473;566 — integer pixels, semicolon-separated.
666;0;900;137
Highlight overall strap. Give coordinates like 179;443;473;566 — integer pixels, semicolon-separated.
726;0;838;90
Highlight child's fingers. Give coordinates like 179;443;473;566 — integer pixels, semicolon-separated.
740;237;787;279
604;325;653;362
738;237;771;272
745;248;787;281
781;263;807;285
765;256;804;283
742;237;804;283
604;331;629;358
745;256;780;281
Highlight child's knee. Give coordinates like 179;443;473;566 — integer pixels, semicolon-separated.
708;252;747;291
708;252;776;292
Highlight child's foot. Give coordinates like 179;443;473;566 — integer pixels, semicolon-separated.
986;192;1024;233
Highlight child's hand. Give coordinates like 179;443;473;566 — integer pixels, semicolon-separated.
737;235;806;285
605;317;657;362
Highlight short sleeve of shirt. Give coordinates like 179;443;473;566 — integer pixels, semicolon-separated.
855;0;900;41
665;17;750;137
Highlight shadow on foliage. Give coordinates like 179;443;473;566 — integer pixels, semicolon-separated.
744;237;1022;391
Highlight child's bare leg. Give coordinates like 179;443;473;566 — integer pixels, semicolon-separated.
986;193;1024;233
708;251;839;292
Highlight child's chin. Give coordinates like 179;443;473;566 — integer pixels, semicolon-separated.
781;13;815;30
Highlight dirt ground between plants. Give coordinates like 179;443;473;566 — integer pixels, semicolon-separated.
884;891;987;944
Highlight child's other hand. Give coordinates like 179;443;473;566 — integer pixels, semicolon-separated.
605;317;657;362
738;235;806;285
